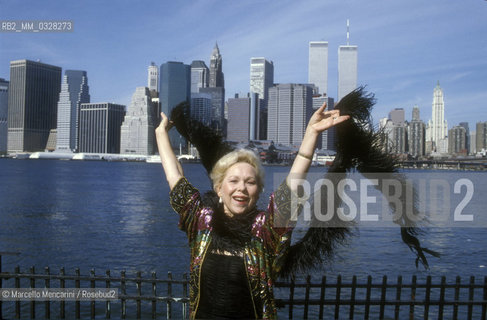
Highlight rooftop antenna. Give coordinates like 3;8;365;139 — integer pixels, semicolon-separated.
346;19;350;45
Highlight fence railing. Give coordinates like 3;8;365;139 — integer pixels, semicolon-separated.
1;253;486;319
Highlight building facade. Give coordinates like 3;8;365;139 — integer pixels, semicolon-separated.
267;84;313;148
78;103;126;154
56;70;90;152
337;45;358;102
190;93;212;126
7;60;62;153
476;121;487;152
148;62;159;92
408;107;426;158
458;122;470;154
190;60;209;93
250;57;274;140
389;108;405;126
426;82;448;153
227;96;251;144
120;87;157;155
0;78;8;154
308;41;328;95
199;87;225;132
448;125;467;156
159;61;191;150
209;43;224;88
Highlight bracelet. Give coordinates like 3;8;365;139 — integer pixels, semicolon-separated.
297;152;313;161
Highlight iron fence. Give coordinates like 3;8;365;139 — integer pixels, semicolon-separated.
1;253;486;319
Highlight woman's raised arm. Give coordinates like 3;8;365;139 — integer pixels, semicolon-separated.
287;102;349;190
155;112;184;190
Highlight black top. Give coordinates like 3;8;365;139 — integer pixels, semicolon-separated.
196;251;256;319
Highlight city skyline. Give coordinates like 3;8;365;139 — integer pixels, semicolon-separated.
0;0;486;130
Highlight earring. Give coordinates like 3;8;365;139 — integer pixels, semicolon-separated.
219;197;223;204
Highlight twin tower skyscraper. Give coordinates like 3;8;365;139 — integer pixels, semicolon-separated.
308;20;358;100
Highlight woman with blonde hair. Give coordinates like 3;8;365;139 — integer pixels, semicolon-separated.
156;101;348;319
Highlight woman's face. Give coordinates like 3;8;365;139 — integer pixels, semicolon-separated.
217;162;260;217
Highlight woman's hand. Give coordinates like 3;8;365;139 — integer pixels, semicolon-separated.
155;112;174;137
307;102;350;135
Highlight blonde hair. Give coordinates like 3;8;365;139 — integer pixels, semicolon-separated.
210;149;264;193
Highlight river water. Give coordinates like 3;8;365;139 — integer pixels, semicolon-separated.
1;158;486;318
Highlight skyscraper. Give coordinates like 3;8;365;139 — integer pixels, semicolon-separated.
78;102;126;154
190;92;212;126
408;107;425;158
476;121;487;152
0;78;8;154
227;96;251;144
448;125;467;155
120;87;157;155
7;60;61;152
209;43;224;88
308;41;328;95
250;58;274;104
389;108;405;126
459;122;470;154
160;61;191;150
190;60;209;93
56;70;90;152
337;20;358;101
250;57;274;140
426;81;448;153
412;105;420;121
267;84;313;148
148;62;159;92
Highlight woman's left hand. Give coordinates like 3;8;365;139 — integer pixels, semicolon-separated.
307;102;350;135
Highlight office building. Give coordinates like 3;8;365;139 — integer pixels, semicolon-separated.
56;70;90;152
199;87;225;132
190;60;209;93
249;92;259;141
0;78;8;154
227;96;251;144
426;81;448;153
7;60;62;153
476;121;487;152
389;108;405;126
412;105;420;121
459;122;470;154
392;125;407;154
206;44;225;132
379;118;394;153
78;103;126;154
160;61;191;150
448;125;467;156
308;41;328;95
120;87;157;155
190;92;212;126
408;107;425;158
250;57;274;139
209;43;224;88
267;84;313;148
148;62;159;92
337;21;358;101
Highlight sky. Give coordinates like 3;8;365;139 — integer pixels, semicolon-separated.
0;0;486;130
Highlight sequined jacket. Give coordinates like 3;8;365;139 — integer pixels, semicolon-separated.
169;177;294;319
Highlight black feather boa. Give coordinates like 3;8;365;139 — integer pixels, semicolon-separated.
201;191;258;255
169;87;440;278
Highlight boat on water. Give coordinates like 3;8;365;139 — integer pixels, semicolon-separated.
146;154;200;164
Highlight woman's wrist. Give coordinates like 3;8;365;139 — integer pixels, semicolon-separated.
297;152;313;161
